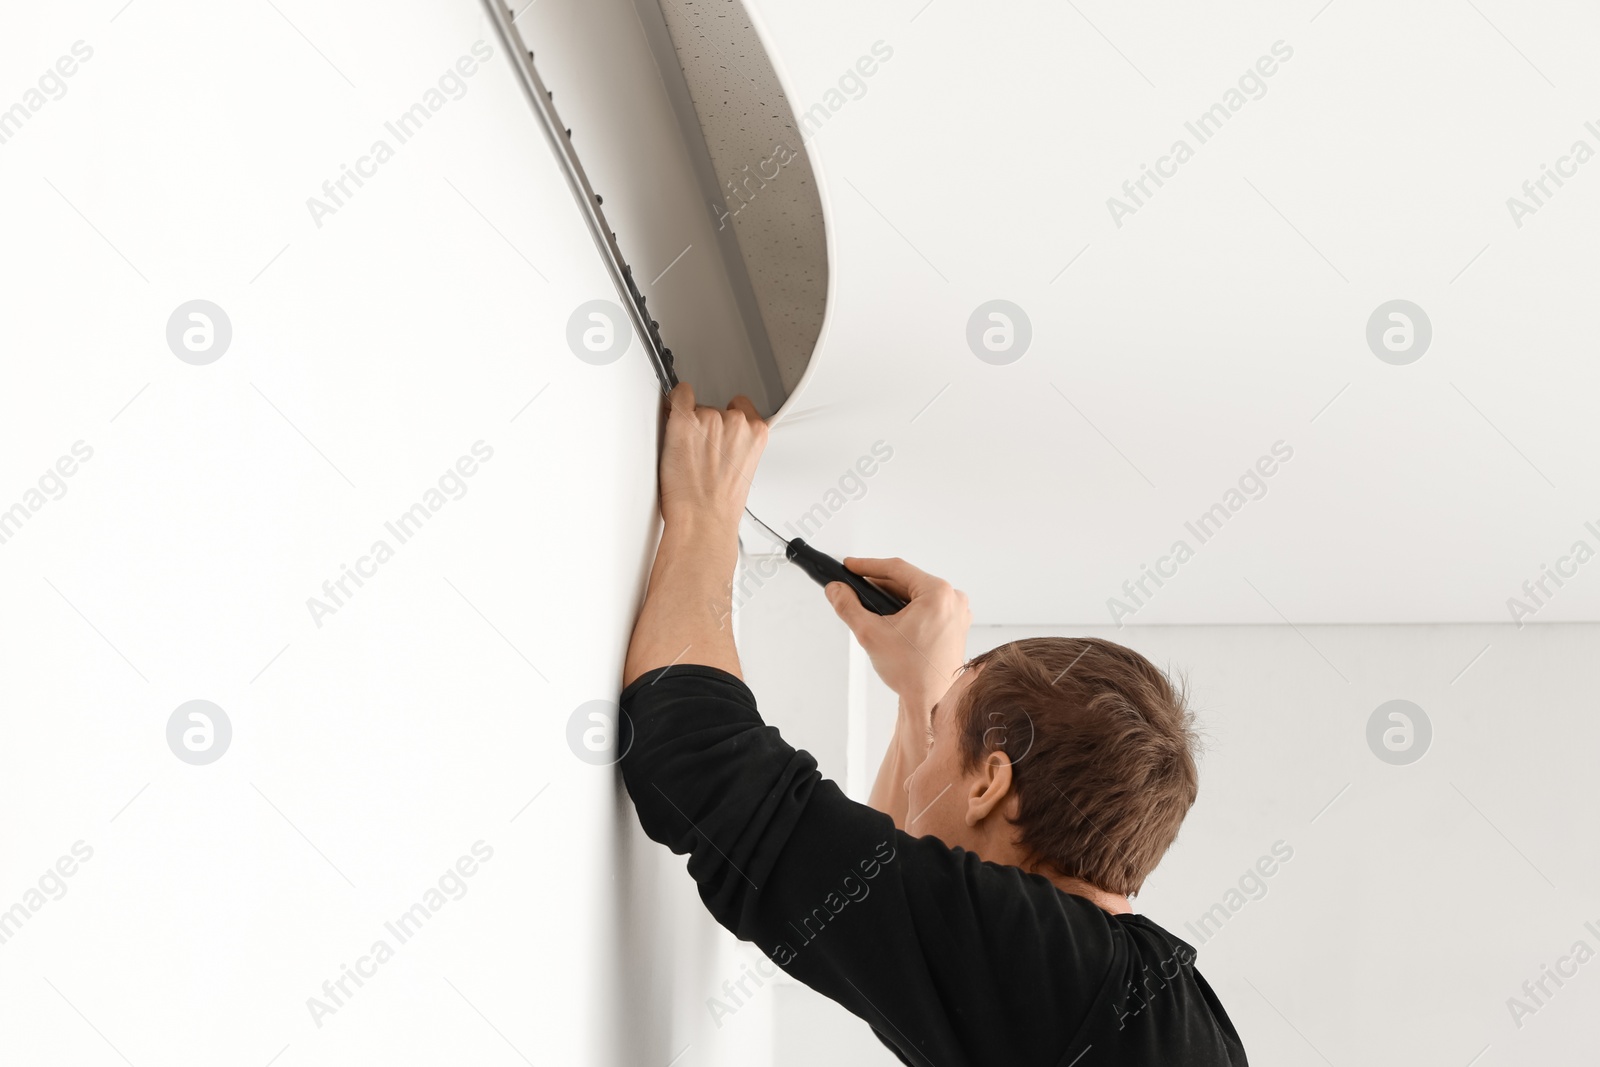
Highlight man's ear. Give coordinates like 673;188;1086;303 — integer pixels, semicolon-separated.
964;749;1014;827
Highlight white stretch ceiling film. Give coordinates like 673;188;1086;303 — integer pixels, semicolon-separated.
732;0;1600;625
655;0;828;395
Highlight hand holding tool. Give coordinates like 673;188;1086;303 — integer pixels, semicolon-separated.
745;511;907;616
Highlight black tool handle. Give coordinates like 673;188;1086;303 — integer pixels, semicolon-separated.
786;539;908;616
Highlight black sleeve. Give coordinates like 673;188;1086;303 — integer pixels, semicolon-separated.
619;664;1118;1067
871;1025;914;1065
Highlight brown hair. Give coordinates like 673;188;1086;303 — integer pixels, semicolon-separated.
956;637;1199;896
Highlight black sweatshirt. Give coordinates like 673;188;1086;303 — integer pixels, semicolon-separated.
619;664;1249;1067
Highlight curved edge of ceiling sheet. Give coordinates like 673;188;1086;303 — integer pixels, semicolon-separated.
695;0;841;430
646;0;836;424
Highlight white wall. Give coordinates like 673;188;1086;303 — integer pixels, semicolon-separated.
0;2;674;1064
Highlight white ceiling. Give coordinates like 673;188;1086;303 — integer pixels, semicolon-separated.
518;0;1600;627
724;0;1600;625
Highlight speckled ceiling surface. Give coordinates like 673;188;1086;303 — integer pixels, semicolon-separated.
654;0;827;395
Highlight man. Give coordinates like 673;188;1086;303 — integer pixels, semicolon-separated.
620;383;1248;1065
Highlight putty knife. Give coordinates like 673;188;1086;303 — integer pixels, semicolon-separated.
742;512;907;617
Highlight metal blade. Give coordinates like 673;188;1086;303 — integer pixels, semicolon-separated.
743;507;788;548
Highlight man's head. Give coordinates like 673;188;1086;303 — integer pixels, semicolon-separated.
904;637;1199;897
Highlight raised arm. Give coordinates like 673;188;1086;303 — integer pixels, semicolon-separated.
617;403;1112;1067
822;557;971;829
622;382;768;688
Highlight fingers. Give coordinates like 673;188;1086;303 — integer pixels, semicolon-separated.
726;394;764;424
841;556;939;599
670;384;767;439
825;582;879;636
667;381;697;420
725;396;769;454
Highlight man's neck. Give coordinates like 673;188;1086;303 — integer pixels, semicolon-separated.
1041;869;1132;915
1003;845;1132;914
